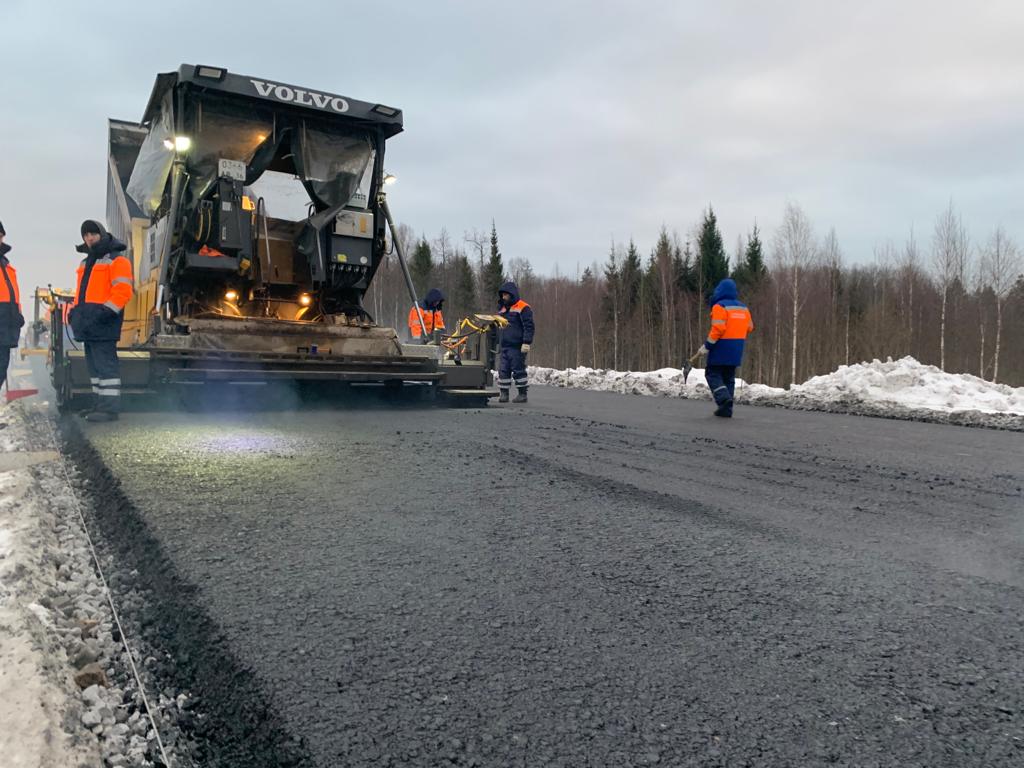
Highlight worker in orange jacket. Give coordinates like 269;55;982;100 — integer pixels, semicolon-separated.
408;288;445;341
698;278;753;418
69;220;133;421
0;221;25;389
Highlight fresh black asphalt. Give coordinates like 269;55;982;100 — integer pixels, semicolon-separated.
67;386;1024;767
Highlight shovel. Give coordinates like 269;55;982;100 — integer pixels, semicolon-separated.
681;349;705;385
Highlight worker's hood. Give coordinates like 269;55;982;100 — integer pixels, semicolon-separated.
709;278;738;306
423;288;445;310
498;280;520;307
76;229;127;258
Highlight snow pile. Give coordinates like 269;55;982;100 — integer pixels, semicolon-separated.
789;357;1024;415
529;356;1024;427
528;365;784;401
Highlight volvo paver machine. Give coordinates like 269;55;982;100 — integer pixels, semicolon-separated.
50;64;497;409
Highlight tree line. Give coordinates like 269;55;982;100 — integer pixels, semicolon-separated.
368;202;1024;387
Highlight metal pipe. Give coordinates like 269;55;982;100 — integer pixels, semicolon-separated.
378;193;429;340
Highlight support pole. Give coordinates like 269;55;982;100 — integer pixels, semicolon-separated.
378;193;430;340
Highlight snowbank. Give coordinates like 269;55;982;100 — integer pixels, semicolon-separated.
528;356;1024;427
789;357;1024;415
528;365;784;401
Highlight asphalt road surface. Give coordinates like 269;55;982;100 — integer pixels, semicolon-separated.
68;386;1023;767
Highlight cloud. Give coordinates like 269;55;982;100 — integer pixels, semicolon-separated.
1;0;1022;298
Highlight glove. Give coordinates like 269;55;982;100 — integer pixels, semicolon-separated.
521;343;531;353
696;346;709;357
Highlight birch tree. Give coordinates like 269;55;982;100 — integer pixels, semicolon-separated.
931;202;968;371
983;226;1021;382
773;203;816;385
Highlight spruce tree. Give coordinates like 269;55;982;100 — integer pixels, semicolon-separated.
698;206;730;299
733;223;768;292
409;238;434;298
621;239;643;312
602;244;622;368
674;240;698;295
481;220;506;305
450;251;477;316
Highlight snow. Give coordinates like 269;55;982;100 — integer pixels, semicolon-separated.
0;404;102;767
529;356;1024;419
528;365;784;400
789;357;1024;415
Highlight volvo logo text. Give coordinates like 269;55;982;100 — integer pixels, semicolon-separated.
250;80;349;113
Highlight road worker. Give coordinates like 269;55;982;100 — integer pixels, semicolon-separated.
408;287;445;341
496;281;534;403
68;220;133;421
698;278;754;418
0;221;25;388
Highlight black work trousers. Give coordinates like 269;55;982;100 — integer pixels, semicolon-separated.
84;340;121;413
705;364;736;416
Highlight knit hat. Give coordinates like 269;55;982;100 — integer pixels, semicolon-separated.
81;220;103;238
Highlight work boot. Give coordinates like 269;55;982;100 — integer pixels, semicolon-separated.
498;389;509;403
513;388;528;404
85;411;119;423
713;399;733;418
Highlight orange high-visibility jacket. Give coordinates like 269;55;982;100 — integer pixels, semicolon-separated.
706;301;754;366
74;253;133;313
408;306;445;338
0;261;21;309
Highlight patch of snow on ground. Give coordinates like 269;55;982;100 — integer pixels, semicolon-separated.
529;356;1024;424
790;357;1024;415
528;365;784;401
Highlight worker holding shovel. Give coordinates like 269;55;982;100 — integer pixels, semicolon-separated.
683;278;753;418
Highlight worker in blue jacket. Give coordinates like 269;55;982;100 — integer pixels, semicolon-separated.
699;278;754;418
496;281;534;403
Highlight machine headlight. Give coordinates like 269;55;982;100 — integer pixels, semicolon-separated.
163;136;192;152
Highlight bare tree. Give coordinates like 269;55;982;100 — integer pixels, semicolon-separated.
931;201;969;371
773;203;817;385
821;227;843;370
982;226;1021;382
464;228;489;300
434;227;452;298
899;229;921;356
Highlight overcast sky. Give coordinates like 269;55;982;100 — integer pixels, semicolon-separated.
2;0;1022;295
